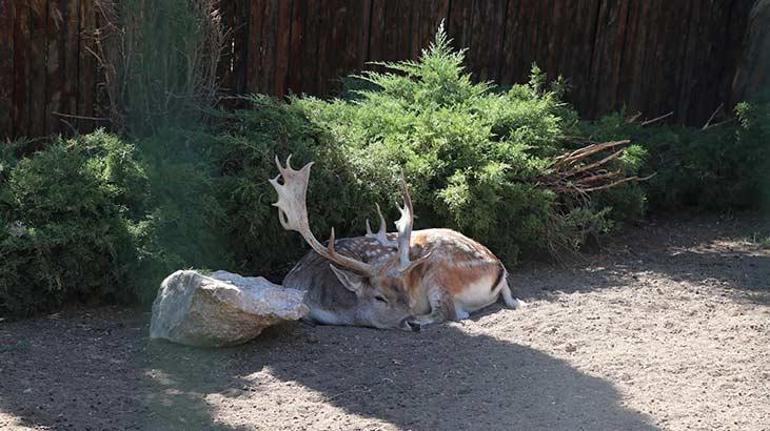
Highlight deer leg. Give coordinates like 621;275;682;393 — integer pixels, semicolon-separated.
500;282;525;309
408;286;457;328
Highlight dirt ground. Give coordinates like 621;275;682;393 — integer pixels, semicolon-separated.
1;214;769;431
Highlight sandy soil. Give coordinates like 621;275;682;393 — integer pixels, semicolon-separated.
1;214;769;431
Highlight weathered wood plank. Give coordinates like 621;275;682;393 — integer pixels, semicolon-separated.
447;0;473;54
216;0;235;94
526;0;542;76
624;0;651;115
330;0;369;81
314;0;332;93
325;0;357;93
287;0;304;93
93;2;109;127
697;1;749;123
547;0;564;77
45;0;64;134
414;0;448;56
61;0;79;127
534;0;552;77
566;0;600;116
394;0;412;61
231;0;250;96
730;0;765;104
352;0;373;71
606;0;631;114
246;0;264;94
642;1;665;117
77;0;97;132
359;0;373;64
300;0;320;94
372;0;411;65
28;0;48;137
274;0;292;96
521;0;541;80
661;0;691;119
367;0;385;63
2;0;761;138
616;0;640;114
499;0;521;84
260;0;278;94
408;0;421;58
13;1;31;137
0;0;15;138
591;0;630;116
477;0;507;82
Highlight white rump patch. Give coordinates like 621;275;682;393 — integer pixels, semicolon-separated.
454;273;501;313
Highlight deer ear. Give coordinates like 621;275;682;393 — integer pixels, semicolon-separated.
400;250;433;275
329;264;365;296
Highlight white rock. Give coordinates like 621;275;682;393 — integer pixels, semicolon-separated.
150;270;308;347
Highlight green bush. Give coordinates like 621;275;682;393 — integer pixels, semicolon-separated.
213;96;363;276
1;28;665;316
734;98;770;210
0;131;149;317
292;32;646;261
0;128;234;316
584;98;770;211
216;28;645;269
133;127;233;297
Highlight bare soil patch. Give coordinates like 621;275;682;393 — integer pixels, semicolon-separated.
1;214;769;430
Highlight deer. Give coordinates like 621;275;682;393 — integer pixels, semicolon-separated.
269;156;524;331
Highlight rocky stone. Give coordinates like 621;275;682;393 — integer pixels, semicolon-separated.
150;270;308;347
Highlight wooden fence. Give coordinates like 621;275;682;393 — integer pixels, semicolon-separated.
0;0;756;139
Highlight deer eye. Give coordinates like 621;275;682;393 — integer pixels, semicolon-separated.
374;295;388;304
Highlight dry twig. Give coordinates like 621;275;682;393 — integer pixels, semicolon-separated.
702;103;724;130
641;111;674;126
539;139;652;197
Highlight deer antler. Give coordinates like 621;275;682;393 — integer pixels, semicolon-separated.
365;203;397;247
393;176;432;272
395;176;416;270
269;155;375;276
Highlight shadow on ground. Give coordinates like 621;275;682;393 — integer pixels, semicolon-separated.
5;215;764;429
0;309;656;430
510;214;770;305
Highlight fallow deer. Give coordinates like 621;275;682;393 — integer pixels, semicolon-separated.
269;156;523;331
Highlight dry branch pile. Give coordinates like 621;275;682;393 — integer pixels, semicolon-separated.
539;140;653;198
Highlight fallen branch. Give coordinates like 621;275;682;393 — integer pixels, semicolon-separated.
626;112;642;123
563;148;626;178
52;111;110;122
581;173;656;193
540;140;654;197
552;140;630;169
641;111;674;126
703;118;735;131
702;103;724;130
578;169;624;185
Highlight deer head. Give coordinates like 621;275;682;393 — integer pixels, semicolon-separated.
269;155;431;329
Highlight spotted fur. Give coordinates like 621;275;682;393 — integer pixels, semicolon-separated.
283;228;523;330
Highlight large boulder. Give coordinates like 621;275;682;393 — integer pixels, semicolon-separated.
150;270;308;347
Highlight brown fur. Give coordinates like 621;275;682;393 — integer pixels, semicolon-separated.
284;228;522;330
